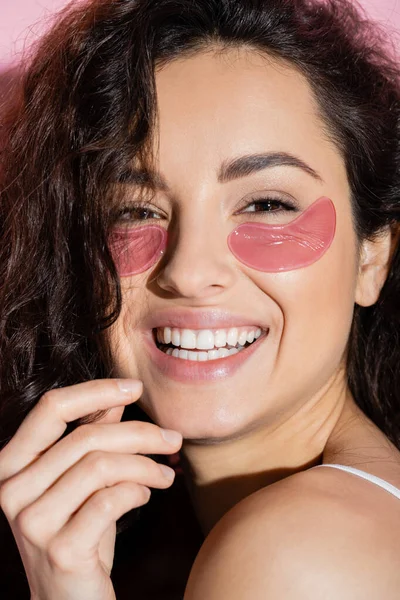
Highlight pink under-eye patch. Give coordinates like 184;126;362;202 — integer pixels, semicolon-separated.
109;224;168;276
227;196;336;272
109;197;336;277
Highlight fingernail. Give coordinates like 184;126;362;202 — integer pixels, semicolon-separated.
161;428;182;445
117;379;142;395
159;464;176;480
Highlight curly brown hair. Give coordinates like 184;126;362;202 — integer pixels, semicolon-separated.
0;0;399;595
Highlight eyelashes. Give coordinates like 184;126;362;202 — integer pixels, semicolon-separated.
113;197;298;225
109;196;335;276
240;197;298;216
115;204;162;223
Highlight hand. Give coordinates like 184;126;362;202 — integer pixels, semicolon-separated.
0;379;182;600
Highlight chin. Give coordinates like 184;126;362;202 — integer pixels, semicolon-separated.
137;394;263;443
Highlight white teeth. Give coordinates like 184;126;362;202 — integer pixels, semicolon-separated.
226;327;239;347
164;327;172;344
214;330;227;348
171;328;181;347
196;330;214;350
238;330;248;346
247;331;255;344
156;326;264;350
206;349;221;360
164;345;243;361
218;347;230;358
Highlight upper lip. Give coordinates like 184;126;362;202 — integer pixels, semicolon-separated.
141;308;268;331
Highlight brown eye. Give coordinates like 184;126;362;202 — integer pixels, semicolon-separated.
115;204;163;223
240;198;298;214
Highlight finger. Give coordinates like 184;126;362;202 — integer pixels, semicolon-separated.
14;453;175;546
0;378;143;481
98;522;117;575
46;482;151;573
94;405;126;425
3;421;182;518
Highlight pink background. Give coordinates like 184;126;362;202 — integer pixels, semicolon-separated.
0;0;400;71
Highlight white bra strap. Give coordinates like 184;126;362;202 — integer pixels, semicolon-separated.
314;464;400;500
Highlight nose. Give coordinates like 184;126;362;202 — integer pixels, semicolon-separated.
154;217;236;299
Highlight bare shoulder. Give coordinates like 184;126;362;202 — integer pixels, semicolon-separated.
184;467;400;600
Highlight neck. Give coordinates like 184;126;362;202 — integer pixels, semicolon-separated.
179;384;359;536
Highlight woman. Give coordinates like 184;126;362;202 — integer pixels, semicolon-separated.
0;0;399;598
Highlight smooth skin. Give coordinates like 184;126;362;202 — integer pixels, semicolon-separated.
0;379;182;600
1;45;400;600
109;47;400;597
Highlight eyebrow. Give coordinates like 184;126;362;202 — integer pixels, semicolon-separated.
119;151;323;190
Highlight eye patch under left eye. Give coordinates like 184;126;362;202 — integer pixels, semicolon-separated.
109;196;336;277
227;196;336;272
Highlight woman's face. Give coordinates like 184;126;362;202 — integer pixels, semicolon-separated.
107;48;361;440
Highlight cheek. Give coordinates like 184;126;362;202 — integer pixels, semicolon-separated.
227;197;336;272
109;225;168;276
266;224;357;369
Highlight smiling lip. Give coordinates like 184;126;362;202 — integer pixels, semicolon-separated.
140;308;268;331
141;327;269;383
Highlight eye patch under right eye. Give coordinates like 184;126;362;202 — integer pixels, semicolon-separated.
109;196;336;277
109;224;168;276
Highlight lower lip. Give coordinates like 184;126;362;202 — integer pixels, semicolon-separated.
142;329;269;383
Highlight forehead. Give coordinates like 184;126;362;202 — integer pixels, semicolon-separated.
152;48;347;191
